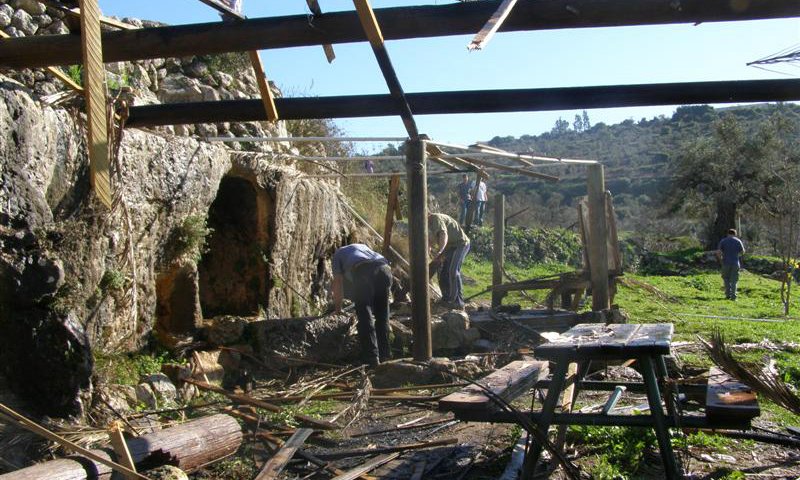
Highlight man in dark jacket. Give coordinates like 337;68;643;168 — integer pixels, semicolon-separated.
716;229;745;300
332;244;392;367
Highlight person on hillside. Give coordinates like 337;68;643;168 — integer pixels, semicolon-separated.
716;228;745;300
473;179;488;226
456;174;472;225
332;243;392;367
428;212;471;309
363;159;375;174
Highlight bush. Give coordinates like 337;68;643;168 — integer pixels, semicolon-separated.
173;215;213;262
468;226;583;266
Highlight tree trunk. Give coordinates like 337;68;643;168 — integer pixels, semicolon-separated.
707;199;737;250
0;414;242;480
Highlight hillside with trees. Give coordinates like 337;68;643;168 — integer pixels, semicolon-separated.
424;103;800;255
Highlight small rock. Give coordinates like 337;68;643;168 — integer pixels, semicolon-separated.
11;9;37;36
145;465;189;480
0;12;11;28
33;13;51;28
16;0;46;16
135;383;158;409
142;373;177;402
45;18;68;34
204;315;246;346
0;4;14;19
3;26;20;37
715;453;737;463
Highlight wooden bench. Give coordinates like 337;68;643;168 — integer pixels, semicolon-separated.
439;360;549;416
706;367;760;424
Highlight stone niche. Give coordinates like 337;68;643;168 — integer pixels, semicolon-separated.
198;173;272;318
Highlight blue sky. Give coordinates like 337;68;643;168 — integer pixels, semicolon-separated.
100;1;799;148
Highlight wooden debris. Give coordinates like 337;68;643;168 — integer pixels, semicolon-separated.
255;428;313;480
439;361;548;414
351;417;454;438
468;0;519;51
331;453;400;480
706;367;760;421
184;378;338;430
305;0;337;62
315;437;458;460
108;425;138;480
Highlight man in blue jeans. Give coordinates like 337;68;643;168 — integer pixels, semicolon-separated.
428;213;471;309
716;229;745;300
456;174;472;225
332;244;392;367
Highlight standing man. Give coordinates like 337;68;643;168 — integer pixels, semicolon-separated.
332;244;393;367
428;212;471;309
716;229;745;300
474;179;488;226
456;174;472;226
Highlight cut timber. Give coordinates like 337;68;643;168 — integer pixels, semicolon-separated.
78;0;112;208
331;453;400;480
305;0;337;62
439;360;549;415
108;425;138;480
706;367;760;422
124;79;800;127
468;0;519;50
255;428;313;480
5;0;798;68
184;378;338;430
0;414;242;480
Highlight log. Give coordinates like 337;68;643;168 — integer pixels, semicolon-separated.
2;0;797;68
0;414;242;480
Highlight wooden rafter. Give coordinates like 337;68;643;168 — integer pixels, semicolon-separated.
3;0;797;68
124;79;800;127
79;0;112;208
0;30;82;92
196;0;278;121
352;0;418;139
306;0;336;63
468;0;519;51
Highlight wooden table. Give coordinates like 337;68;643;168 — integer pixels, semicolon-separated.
529;323;679;478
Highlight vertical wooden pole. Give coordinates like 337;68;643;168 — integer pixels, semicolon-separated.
382;174;401;255
405;139;431;361
491;193;505;308
79;0;112;208
587;164;610;311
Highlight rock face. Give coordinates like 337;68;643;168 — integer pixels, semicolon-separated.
0;77;354;415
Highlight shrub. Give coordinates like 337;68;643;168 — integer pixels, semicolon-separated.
173;215;213;262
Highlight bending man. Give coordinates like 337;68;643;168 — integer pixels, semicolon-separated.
428;212;471;309
332;244;393;367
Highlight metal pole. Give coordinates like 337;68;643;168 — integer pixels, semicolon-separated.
406;139;432;361
492;193;505;308
587;164;610;311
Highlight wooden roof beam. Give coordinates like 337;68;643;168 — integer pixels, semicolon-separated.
2;0;797;68
125;79;800;127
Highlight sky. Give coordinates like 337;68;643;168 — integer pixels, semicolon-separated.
99;1;800;149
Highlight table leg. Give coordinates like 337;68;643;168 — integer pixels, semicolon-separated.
521;359;569;479
641;356;680;478
657;355;680;425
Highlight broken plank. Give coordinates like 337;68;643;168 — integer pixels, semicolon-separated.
468;0;519;51
78;0;112;209
306;0;336;63
248;50;279;121
439;360;549;414
108;425;138;480
316;438;458;460
706;367;760;421
184;378;338;430
331;453;400;480
255;428;313;480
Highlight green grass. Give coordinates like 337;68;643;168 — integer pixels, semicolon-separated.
461;257;572;304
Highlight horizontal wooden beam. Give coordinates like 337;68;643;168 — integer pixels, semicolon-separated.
1;0;797;68
125;79;800;127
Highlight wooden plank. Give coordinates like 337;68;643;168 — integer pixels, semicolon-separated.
331;453;400;480
6;0;798;69
353;0;419;139
124;79;800;127
382;174;401;255
108;425;138;480
315;438;458;460
468;0;519;50
79;0;112;209
306;0;337;63
491;193;505;307
536;323;674;359
197;0;244;19
248;50;279;121
706;367;760;421
605;191;622;273
554;362;579;451
587;164;609;310
254;428;313;480
0;403;148;480
439;360;548;413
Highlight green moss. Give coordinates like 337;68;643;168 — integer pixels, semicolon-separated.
100;268;126;292
93;350;181;386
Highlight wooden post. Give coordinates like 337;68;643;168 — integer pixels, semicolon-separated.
491;193;505;308
405;138;431;361
108;425;138;480
382;174;401;255
587;164;610;311
78;0;112;209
